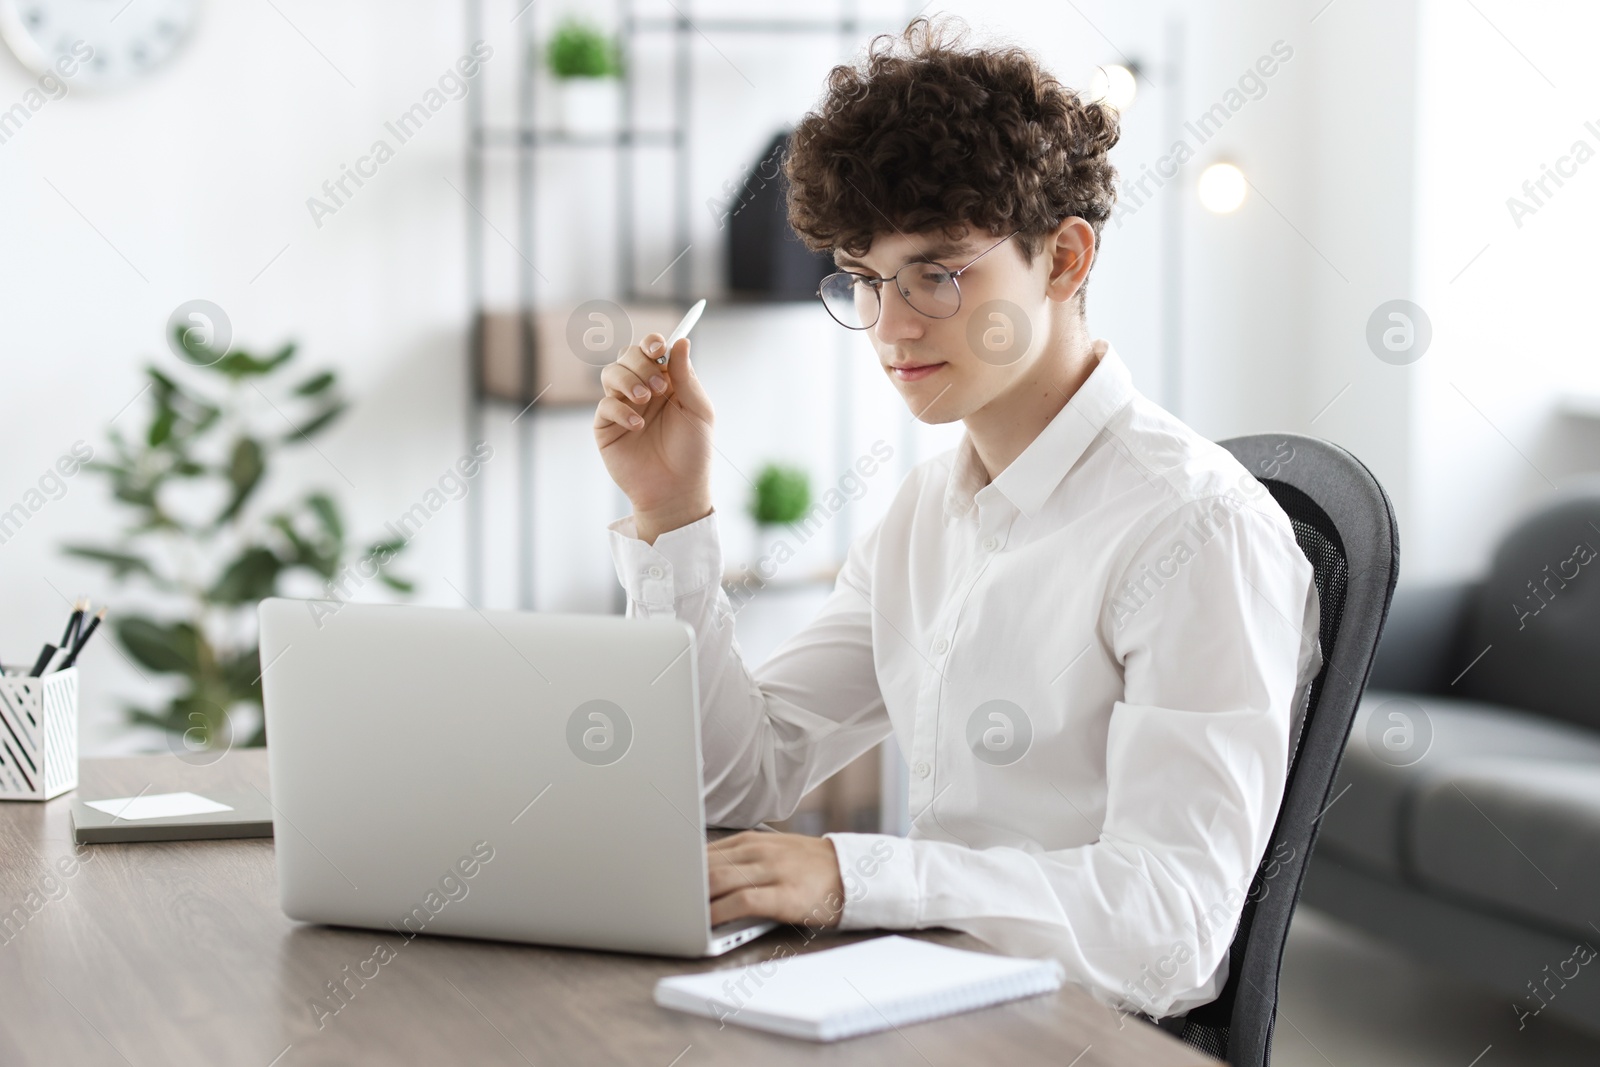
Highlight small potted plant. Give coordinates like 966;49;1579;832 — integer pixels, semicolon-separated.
748;463;812;572
543;17;622;135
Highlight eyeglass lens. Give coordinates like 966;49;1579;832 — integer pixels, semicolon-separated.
819;261;960;330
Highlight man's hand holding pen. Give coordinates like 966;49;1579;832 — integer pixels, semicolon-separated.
591;327;716;546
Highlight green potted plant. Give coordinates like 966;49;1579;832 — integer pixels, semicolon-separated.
747;463;812;571
62;328;415;752
543;17;622;134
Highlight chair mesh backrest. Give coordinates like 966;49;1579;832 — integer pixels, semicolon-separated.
1273;482;1351;764
1170;435;1396;1067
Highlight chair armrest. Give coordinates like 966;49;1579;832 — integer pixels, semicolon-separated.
1366;578;1480;695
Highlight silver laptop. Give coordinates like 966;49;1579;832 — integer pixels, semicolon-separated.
257;597;775;957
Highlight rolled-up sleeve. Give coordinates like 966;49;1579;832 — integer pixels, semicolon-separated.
607;508;892;827
826;495;1322;1018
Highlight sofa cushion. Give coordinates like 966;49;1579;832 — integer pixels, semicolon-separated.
1364;579;1478;695
1454;480;1600;733
1408;759;1600;941
1318;689;1600;878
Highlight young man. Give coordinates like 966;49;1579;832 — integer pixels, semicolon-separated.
591;18;1321;1022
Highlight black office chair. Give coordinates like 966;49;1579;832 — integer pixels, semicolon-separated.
1169;434;1399;1066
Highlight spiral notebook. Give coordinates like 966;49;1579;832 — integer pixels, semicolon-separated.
654;935;1065;1041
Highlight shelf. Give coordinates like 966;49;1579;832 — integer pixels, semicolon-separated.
474;302;706;408
630;16;889;34
1559;391;1600;421
721;562;842;592
464;0;900;610
472;127;683;150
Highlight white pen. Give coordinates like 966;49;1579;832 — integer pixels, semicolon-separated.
655;298;706;364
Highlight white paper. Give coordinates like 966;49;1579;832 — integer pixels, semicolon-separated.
655;935;1065;1041
85;791;234;821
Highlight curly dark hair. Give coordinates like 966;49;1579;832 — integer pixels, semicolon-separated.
784;16;1121;312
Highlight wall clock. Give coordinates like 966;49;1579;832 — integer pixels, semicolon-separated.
0;0;199;90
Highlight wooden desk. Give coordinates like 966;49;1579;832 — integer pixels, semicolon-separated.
0;753;1221;1066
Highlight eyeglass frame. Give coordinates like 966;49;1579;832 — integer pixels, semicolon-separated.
815;228;1023;331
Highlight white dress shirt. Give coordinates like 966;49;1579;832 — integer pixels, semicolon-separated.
605;339;1323;1018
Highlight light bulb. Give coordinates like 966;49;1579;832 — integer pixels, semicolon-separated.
1198;162;1248;214
1086;64;1138;112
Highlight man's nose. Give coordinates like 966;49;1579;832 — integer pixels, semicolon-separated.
873;281;924;345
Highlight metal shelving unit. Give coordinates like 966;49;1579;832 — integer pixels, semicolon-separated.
462;1;914;610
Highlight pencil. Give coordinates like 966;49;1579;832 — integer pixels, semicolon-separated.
60;597;85;652
60;607;107;669
29;644;58;677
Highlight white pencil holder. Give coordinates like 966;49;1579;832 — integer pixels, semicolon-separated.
0;665;78;801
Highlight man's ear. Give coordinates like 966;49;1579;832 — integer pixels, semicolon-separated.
1044;217;1096;305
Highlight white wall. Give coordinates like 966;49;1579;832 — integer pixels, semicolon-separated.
1256;0;1600;586
1299;0;1421;569
1410;0;1600;580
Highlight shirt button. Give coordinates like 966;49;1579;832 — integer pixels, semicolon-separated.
914;762;931;779
647;565;664;580
933;637;949;655
982;536;999;552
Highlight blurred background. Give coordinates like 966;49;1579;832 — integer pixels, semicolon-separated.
3;1;1600;1061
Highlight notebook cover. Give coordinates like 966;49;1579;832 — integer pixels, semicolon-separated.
69;790;275;844
654;935;1065;1041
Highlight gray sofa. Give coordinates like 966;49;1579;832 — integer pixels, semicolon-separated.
1303;479;1600;1032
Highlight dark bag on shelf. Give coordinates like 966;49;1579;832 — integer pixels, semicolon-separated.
722;129;834;301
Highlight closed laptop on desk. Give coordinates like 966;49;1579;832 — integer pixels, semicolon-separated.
257;597;772;958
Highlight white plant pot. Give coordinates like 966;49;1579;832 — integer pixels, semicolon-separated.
556;77;619;135
750;523;797;575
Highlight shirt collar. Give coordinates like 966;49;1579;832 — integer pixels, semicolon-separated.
943;339;1135;525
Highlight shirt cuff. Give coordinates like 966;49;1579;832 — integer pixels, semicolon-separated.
824;832;919;930
605;509;722;611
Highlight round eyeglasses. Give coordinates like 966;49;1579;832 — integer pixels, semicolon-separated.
816;230;1020;331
